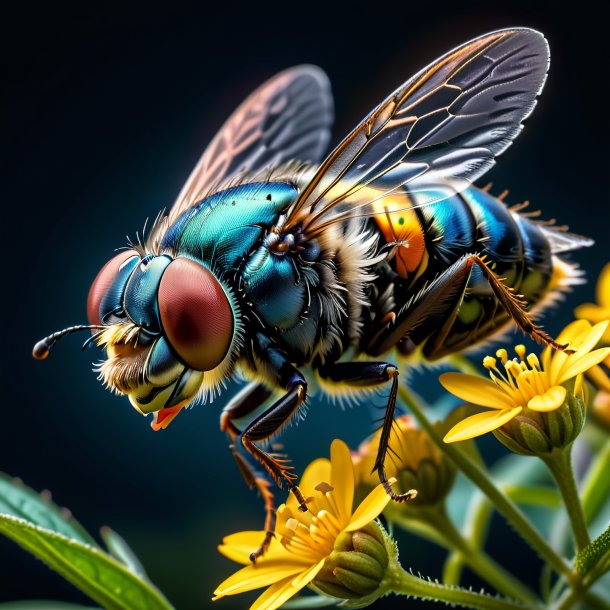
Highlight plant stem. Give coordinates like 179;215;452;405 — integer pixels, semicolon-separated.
421;507;539;605
543;447;590;553
397;385;575;582
553;587;610;610
581;438;610;524
389;565;536;610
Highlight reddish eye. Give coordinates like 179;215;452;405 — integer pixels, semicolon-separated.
87;250;139;326
158;258;234;371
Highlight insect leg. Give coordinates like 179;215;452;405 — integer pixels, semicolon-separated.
368;253;564;357
240;384;308;507
317;362;415;503
220;383;277;561
240;332;309;517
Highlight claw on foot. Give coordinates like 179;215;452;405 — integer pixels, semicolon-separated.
249;530;275;563
381;475;417;503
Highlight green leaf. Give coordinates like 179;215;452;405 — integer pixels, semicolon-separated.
100;526;147;578
575;523;610;580
0;474;97;547
0;603;99;609
0;514;173;610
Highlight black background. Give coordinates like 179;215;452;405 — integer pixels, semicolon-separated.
2;1;608;608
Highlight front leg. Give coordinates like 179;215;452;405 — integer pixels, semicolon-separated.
318;361;416;503
242;333;309;504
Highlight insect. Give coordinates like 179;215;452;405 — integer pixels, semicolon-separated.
34;28;591;560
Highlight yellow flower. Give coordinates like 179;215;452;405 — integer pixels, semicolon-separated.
575;262;610;343
439;320;610;444
213;440;393;610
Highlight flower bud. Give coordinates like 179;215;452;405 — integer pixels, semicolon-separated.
353;415;456;510
311;521;392;605
493;390;586;456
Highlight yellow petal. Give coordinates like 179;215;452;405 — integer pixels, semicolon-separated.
213;559;306;597
597;262;610;307
218;531;273;565
330;439;354;523
249;559;324;610
346;483;391;532
549;321;591;382
249;576;299;610
443;407;522;443
574;303;610;324
559;348;610;383
587;364;610;392
571;320;609;353
527;385;566;412
556;319;591;344
286;458;331;511
439;373;512;409
290;558;326;589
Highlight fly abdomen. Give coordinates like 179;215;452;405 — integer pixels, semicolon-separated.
458;188;526;295
369;185;588;359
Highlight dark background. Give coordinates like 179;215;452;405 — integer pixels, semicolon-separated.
2;1;607;608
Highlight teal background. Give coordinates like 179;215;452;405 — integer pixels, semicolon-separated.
2;1;607;608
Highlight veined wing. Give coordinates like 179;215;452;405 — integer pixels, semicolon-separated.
284;28;549;236
168;65;334;224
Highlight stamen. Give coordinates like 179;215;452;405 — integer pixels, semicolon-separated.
483;356;497;370
496;349;509;364
515;345;526;361
527;353;541;371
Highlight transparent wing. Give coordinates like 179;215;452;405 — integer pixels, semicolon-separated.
285;28;549;236
169;65;334;223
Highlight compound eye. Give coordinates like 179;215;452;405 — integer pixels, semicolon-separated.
158;258;234;371
87;250;139;326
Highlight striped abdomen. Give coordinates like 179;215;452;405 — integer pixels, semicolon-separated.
371;186;585;357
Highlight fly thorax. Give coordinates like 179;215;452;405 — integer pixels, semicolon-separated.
242;245;307;331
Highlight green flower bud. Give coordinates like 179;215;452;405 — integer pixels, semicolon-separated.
353;415;456;511
311;521;393;606
493;391;586;457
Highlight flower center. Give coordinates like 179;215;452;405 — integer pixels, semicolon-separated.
279;482;346;561
483;345;553;408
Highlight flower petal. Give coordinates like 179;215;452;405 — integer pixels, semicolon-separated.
249;576;299;610
290;558;326;589
587;364;610;392
550;320;593;382
218;531;272;565
527;385;566;412
574;303;610;324
556;319;592;344
249;559;324;610
213;559;307;598
572;320;608;353
346;484;391;532
330;439;354;523
443;407;522;443
558;347;610;383
439;373;512;409
286;458;331;511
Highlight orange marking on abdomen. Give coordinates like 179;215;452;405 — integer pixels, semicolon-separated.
374;195;425;279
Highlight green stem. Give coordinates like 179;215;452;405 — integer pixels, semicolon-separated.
553;587;610;610
389;565;535;610
421;508;539;605
543;447;590;553
581;438;610;524
397;385;575;582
